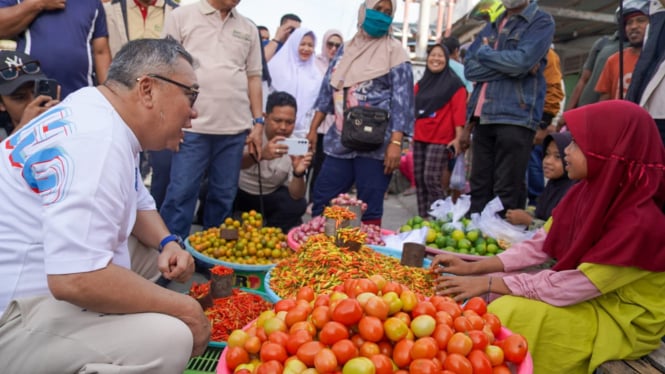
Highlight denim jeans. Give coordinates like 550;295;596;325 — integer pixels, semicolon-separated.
311;156;391;222
148;149;173;210
160;131;247;237
526;144;544;206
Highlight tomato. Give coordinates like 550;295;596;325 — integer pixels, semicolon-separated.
263;317;287;335
296;286;315;302
492;364;512;374
485;345;505;366
355;278;379;296
468;349;493;374
234;369;251;374
463;296;488;316
260;342;288;363
443;353;473;374
350;333;366;348
289;320;316;337
409;358;439;374
434;310;453;328
297;341;326;367
482;324;496;344
243;335;261;354
332;298;363;326
364;296;390;320
502;334;528;364
255;326;268;342
268;330;289;347
284;357;308;374
224;346;249;370
436;301;462;319
227;330;249;348
399;290;418;312
274;298;297;313
342;357;376;374
392;311;412;326
468;330;490;351
410;337;438;359
359;341;380;358
314;348;339;373
295;299;313;314
410;314;436;338
320;321;350;345
286;329;313;355
453;316;474;332
368;274;387;292
411;301;436;318
311;305;331;329
358;316;384;342
392;339;414;369
381;281;402;295
383;317;409;341
447;332;473;356
369;354;392;374
285;306;310;327
482;313;502;336
332;339;359;365
377;341;393;357
254;360;283;374
467;314;485;330
314;293;331;307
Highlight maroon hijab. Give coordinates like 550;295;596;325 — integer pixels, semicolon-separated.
543;100;665;272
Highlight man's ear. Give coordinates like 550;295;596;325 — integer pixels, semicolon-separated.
136;77;155;108
0;101;6;112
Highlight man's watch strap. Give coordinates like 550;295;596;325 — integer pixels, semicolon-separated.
252;117;265;126
159;234;185;252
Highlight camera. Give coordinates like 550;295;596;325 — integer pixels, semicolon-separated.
33;79;58;100
278;138;309;156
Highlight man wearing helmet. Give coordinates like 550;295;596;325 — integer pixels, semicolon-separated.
596;0;650;100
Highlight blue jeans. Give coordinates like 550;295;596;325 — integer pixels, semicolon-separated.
160;131;247;237
526;145;544;206
311;156;391;221
148;149;173;210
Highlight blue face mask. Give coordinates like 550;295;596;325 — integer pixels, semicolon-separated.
362;8;393;38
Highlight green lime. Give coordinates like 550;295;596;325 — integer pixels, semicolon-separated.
413;215;424;224
457;238;472;250
445;238;458;248
487;243;499;254
435;235;447;248
466;230;480;242
400;224;412;233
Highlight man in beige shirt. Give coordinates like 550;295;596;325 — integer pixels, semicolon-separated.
237;91;312;232
160;0;264;238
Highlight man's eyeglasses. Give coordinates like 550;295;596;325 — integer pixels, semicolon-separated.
140;73;199;107
326;41;342;49
0;61;41;81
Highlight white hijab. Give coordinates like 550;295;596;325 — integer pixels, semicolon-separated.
268;27;324;136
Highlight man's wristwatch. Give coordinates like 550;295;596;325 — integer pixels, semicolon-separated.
252;117;265;126
158;234;185;253
293;169;306;178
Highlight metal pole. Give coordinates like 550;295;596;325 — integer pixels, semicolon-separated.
402;0;411;50
618;0;625;99
445;0;456;37
416;0;433;60
436;0;445;41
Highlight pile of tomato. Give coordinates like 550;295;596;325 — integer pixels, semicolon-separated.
222;276;529;374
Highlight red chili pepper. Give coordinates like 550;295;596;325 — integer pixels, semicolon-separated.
210;265;234;276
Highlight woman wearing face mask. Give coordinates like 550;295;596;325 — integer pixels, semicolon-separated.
307;0;414;226
308;29;344;205
268;27;323;139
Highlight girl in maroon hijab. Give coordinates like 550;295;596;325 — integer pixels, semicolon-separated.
431;100;665;373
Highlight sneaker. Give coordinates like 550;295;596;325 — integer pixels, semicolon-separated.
402;186;416;196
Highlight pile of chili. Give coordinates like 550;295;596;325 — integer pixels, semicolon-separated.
210;265;234;276
323;206;356;221
195;288;273;343
189;281;211;299
269;237;434;299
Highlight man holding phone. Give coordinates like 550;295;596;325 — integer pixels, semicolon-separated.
0;50;59;139
236;91;313;232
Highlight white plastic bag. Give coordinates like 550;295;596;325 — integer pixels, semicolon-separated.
382;227;428;250
449;154;466;191
429;195;471;231
473;197;534;246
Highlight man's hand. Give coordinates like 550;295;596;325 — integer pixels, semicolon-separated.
459;124;473;151
158;243;195;282
178;298;211;357
384;143;401;175
306;129;318;153
273;20;299;44
263;135;288;160
15;94;60;131
31;0;66;11
505;209;533;226
246;125;263;160
291;151;313;176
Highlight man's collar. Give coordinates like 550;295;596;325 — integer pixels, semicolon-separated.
497;1;539;24
199;0;236;17
129;0;164;9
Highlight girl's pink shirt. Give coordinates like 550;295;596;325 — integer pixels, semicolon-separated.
494;229;601;306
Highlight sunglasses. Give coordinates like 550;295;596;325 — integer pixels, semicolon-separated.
140;73;199;107
0;61;41;81
326;41;342;49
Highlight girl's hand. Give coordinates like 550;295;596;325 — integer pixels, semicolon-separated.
505;209;533;226
430;253;473;275
434;275;489;302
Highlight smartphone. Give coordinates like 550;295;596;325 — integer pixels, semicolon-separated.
33;79;58;100
278;138;309;156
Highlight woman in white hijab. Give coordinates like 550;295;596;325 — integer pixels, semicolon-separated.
268;27;323;138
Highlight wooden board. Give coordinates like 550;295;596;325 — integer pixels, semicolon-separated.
597;342;665;374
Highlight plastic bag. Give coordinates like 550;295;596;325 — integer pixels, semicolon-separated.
472;197;534;247
429;195;471;231
382;227;428;250
450;154;466;191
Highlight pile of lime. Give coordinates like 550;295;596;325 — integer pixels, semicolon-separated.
399;215;502;256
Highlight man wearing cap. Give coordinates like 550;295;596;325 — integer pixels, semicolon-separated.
0;50;59;139
596;1;650;100
0;0;112;98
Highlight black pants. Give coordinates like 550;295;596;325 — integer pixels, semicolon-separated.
308;133;326;200
469;124;535;214
234;186;307;232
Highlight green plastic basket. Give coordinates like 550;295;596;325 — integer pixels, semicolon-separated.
183;347;221;374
